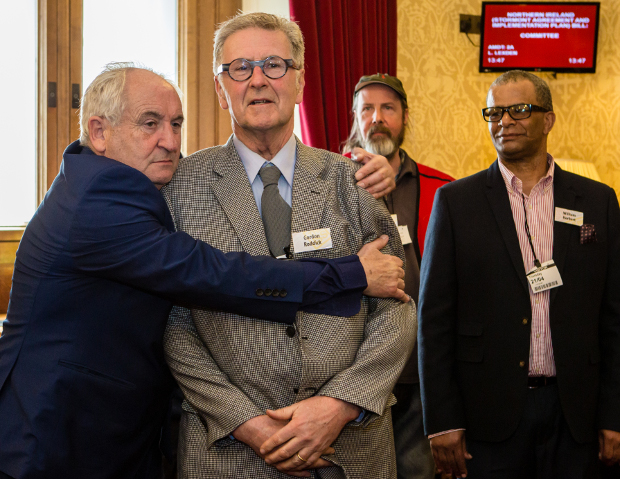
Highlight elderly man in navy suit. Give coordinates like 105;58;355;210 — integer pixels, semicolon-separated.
0;63;406;479
419;70;620;478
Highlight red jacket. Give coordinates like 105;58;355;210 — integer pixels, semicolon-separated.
415;162;454;257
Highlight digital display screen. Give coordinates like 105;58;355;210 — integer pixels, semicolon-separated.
480;2;600;73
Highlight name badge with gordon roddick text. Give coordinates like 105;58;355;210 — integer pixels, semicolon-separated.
292;228;333;253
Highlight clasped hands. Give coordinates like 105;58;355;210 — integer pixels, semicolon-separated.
232;396;361;477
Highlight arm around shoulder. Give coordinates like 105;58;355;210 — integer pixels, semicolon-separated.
70;164;305;322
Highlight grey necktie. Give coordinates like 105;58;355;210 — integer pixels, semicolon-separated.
258;164;291;257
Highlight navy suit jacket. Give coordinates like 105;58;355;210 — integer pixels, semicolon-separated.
0;141;366;478
419;160;620;444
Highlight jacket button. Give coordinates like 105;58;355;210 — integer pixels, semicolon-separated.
293;388;299;394
272;289;280;297
522;318;528;325
519;361;526;368
280;289;287;297
255;288;264;297
286;326;296;337
265;288;273;296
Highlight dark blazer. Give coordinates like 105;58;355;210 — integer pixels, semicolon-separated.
0;141;366;479
418;160;620;444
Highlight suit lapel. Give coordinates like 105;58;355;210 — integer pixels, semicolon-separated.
211;138;271;256
290;140;328;253
551;165;578;305
485;160;530;293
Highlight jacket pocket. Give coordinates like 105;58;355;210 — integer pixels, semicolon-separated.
59;359;136;389
456;322;483;362
458;322;483;336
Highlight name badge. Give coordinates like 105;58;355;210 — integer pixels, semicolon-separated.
555;207;583;226
391;214;399;226
397;225;413;245
292;228;333;253
526;260;563;293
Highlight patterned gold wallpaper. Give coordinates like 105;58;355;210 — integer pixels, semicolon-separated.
397;0;620;195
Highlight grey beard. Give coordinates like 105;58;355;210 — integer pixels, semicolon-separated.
363;135;398;158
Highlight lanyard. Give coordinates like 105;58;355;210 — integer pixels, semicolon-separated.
521;194;541;268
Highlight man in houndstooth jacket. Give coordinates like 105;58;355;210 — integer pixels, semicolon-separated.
161;12;416;479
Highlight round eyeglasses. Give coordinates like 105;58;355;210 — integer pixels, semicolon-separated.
217;56;298;82
481;103;550;122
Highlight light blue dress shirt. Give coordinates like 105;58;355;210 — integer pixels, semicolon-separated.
233;134;296;216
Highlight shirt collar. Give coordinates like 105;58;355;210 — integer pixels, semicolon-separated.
397;149;417;181
233;134;296;187
498;153;555;197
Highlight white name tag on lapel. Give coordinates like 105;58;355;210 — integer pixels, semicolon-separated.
398;225;413;245
526;260;563;293
555;207;583;226
292;228;333;253
391;214;399;226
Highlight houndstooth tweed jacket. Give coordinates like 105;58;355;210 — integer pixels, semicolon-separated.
162;137;416;479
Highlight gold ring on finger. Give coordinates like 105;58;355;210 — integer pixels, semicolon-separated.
296;453;307;462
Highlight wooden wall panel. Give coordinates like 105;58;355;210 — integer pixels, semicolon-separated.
178;0;241;155
46;0;82;190
38;0;48;203
0;230;24;314
46;0;58;190
56;0;70;169
69;0;82;144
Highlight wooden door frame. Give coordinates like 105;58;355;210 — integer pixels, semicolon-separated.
178;0;241;156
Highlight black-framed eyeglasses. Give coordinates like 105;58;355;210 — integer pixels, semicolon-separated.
481;103;550;122
217;56;298;82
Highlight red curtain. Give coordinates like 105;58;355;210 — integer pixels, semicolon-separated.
289;0;397;153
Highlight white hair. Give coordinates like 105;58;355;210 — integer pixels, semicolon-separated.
79;62;182;145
